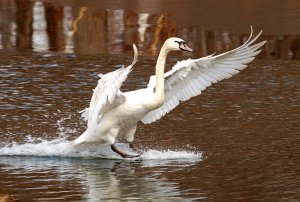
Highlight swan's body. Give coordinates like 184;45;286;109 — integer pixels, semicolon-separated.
73;29;266;158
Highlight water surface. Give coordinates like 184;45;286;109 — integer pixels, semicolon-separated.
0;0;300;201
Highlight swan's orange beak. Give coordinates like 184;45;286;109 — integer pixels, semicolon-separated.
180;43;193;52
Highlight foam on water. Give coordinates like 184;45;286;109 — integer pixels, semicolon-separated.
0;114;202;162
0;136;202;161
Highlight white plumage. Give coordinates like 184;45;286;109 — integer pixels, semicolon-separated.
73;28;266;158
142;29;265;124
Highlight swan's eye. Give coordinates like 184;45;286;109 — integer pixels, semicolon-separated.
175;40;184;45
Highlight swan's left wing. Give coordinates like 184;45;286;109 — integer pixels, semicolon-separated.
80;69;131;123
81;44;138;128
141;29;266;124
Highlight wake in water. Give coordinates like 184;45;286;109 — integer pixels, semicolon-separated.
0;114;201;161
0;136;202;161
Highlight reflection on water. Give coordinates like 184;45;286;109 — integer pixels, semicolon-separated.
0;0;300;201
0;0;300;58
0;156;201;201
0;130;201;201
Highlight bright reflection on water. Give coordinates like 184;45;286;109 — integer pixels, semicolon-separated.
0;0;300;59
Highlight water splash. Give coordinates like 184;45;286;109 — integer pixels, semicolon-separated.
0;136;202;161
55;111;78;138
141;149;201;160
1;112;201;161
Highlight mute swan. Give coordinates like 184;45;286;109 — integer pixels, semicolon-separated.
73;28;266;158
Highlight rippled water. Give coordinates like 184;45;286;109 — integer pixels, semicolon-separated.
0;50;299;201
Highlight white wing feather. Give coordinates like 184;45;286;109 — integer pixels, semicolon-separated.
141;29;266;124
80;44;138;129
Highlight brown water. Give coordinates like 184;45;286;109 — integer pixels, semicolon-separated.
0;0;300;201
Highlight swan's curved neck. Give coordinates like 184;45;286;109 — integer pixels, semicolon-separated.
153;46;169;107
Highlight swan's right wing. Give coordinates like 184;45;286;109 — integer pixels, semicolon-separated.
141;29;265;124
81;44;138;129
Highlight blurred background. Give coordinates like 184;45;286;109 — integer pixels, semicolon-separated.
0;0;300;59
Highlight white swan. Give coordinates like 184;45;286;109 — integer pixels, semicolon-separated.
73;28;266;158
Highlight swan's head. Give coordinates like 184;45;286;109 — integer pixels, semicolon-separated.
163;37;193;53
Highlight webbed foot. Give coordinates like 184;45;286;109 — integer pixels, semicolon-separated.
111;144;140;158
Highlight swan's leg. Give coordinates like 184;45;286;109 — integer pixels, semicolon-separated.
124;125;142;154
111;144;140;158
125;125;137;143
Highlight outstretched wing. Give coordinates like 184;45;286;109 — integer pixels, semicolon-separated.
141;29;266;124
81;44;138;129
